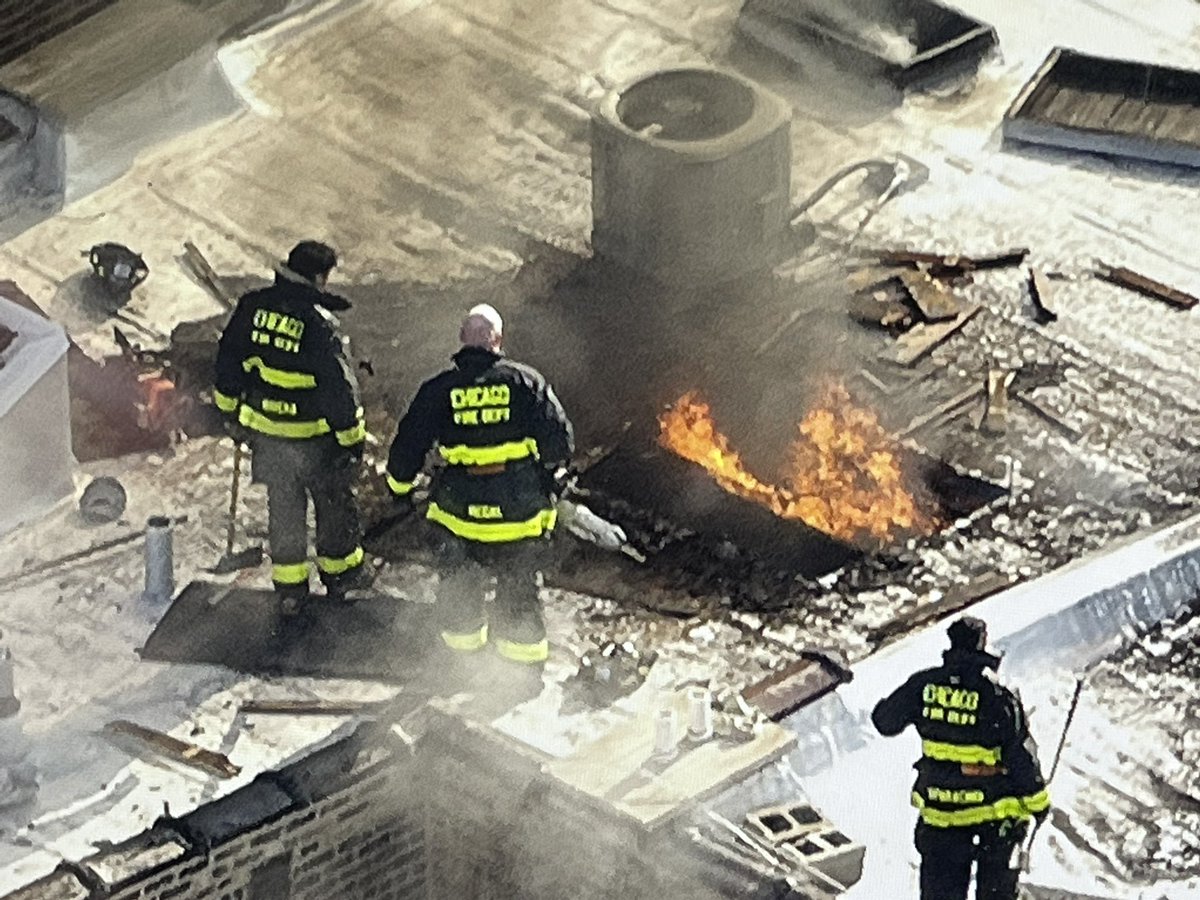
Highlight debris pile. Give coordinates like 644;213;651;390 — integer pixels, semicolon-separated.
1078;603;1200;882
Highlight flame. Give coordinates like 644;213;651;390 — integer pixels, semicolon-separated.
658;382;935;544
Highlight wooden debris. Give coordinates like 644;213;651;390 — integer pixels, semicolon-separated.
858;368;891;394
888;303;981;366
741;652;851;721
1026;268;1059;323
865;247;1030;275
895;384;986;439
104;720;241;778
898;269;964;322
979;369;1016;433
1016;392;1084;441
1094;262;1200;310
181;242;235;310
240;698;388;716
845;267;907;292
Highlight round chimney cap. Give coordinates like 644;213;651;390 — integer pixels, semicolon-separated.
80;476;127;524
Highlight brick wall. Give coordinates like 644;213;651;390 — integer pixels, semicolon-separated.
418;711;786;900
0;1;118;69
2;711;799;900
4;723;427;900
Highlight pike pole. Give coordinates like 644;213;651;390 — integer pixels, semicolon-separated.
1020;673;1086;871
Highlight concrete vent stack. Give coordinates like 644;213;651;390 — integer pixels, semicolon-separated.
590;67;792;287
0;645;37;813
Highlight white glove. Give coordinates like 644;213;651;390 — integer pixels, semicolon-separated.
557;499;627;552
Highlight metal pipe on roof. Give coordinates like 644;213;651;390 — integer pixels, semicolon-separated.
0;646;18;718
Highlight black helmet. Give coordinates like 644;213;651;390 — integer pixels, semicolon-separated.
947;616;987;652
286;240;337;281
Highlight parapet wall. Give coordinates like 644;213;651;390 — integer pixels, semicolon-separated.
4;724;426;900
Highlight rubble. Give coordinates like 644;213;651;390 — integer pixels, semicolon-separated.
864;247;1030;276
887;302;981;366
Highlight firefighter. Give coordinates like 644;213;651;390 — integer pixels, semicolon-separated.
871;617;1049;900
213;240;372;612
384;304;573;666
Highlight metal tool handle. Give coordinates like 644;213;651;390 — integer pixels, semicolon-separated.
224;442;244;556
1021;674;1085;871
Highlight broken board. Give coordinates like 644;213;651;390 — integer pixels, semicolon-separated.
139;580;436;681
742;652;852;720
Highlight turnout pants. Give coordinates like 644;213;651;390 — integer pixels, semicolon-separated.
915;820;1026;900
250;436;364;598
435;534;549;663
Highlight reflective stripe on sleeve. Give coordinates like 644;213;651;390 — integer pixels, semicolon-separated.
387;474;414;496
335;420;367;447
213;390;239;413
426;503;556;543
438;438;539;466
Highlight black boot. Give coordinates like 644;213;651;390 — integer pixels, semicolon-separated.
324;559;379;604
277;585;311;618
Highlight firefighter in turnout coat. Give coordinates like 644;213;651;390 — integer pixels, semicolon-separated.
384;304;573;665
872;617;1049;900
214;241;371;611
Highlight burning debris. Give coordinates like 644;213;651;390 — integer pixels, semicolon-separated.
658;381;937;546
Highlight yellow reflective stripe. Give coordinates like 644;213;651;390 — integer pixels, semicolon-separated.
441;625;488;652
316;546;364;575
911;790;1050;828
213;390;239;413
495;637;549;664
426;503;556;543
387;474;414;496
1021;790;1050;813
239;405;330;439
922;740;1001;766
241;356;317;389
272;562;309;585
438;438;539;466
335;420;367;447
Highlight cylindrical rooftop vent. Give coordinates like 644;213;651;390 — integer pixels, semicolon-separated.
591;67;792;287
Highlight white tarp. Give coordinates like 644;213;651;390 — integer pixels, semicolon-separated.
0;295;73;536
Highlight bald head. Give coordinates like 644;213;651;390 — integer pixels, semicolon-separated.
460;303;504;350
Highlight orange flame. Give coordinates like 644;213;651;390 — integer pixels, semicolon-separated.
658;382;935;544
